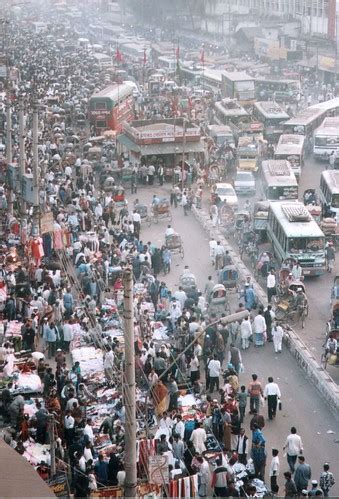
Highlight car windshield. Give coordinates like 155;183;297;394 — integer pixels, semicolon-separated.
236;173;253;182
217;187;234;196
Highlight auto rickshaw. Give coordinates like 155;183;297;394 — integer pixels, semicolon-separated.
208;284;230;317
253;200;269;243
218;265;239;291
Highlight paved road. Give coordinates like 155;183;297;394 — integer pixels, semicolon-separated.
128;183;339;494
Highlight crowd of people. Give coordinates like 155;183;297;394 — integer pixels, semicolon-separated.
0;7;336;499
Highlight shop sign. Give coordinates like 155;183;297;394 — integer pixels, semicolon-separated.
47;472;69;498
149;455;169;484
40;211;54;234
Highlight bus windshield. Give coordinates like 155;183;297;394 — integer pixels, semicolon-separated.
288;237;324;252
267;186;298;200
315;136;339;146
331;194;339;208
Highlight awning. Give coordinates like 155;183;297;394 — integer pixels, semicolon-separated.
140;140;205;157
0;438;55;497
117;134;140;153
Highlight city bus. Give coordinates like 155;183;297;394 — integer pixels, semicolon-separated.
274;134;305;180
319;170;339;222
267;201;326;276
88;82;134;134
313;117;339;159
283;97;339;136
261;160;298;201
201;69;223;93
253;101;290;142
255;78;301;102
214;98;248;125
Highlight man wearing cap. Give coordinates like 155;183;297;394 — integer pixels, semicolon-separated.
308;480;322;496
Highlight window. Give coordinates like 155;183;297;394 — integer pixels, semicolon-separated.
96;120;107;128
95;102;107;110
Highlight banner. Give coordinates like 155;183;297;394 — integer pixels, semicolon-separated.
40;211;54;234
327;0;336;40
47;472;69;498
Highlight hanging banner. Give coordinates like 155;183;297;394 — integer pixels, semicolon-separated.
40;211;54;234
47;472;69;498
149;455;169;485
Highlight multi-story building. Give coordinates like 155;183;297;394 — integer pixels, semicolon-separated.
230;0;331;36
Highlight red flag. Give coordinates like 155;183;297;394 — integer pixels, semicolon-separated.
115;48;123;63
176;46;180;60
143;48;147;65
200;48;205;65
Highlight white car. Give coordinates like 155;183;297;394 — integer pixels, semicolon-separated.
214;183;238;208
234;171;256;195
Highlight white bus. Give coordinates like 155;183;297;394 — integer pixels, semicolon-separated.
201;69;223;93
313;117;339;159
267;201;326;276
283;97;339;136
319;170;339;221
274;134;305;179
261;160;298;201
93;53;112;70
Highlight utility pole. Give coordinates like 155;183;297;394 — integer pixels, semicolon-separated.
47;414;56;477
32;100;39;235
122;267;137;498
5;99;13;216
18;96;26;214
181;117;186;191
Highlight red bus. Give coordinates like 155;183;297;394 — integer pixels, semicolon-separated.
88;83;134;134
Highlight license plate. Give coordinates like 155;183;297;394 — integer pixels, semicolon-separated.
303;270;310;275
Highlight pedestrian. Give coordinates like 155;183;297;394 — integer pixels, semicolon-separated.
234;427;249;465
264;305;275;342
210;203;219;227
237;385;248;423
211;456;229;498
243;283;256;311
283;427;303;473
240;315;252;350
263;376;281;420
325;242;335;272
170;186;178;207
253;309;267;346
228;343;242;374
215;242;225;270
284;471;298;497
208;354;221;393
328;151;335;169
182;191;189;216
269;448;280;495
190;421;207;454
209;237;217;266
308;480;323;496
267;269;276;303
248;374;263;414
158;164;164;186
319;463;335;497
272;321;284;353
294;456;312;494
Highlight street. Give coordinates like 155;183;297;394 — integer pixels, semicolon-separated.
130;183;339;494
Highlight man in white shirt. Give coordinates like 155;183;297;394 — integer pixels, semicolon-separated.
165;225;175;238
103;347;115;381
64;410;75;446
173;286;187;309
209;238;218;266
283;427;303;472
266;270;276;303
253;310;267;341
269;449;280;494
208;354;221;393
240;316;252;350
83;418;94;445
263;376;281;420
190;422;207;454
173;415;185;439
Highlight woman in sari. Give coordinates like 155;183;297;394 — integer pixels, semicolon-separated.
151;380;169;418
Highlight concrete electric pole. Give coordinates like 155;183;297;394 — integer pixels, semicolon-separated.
122;267;137;498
